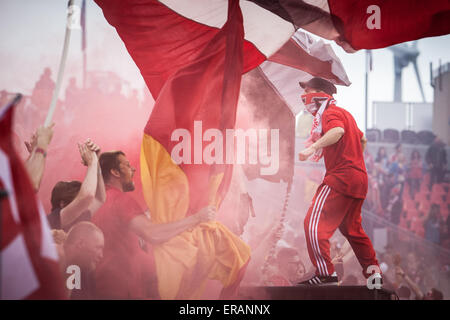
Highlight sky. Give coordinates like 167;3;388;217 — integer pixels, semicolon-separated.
0;0;449;131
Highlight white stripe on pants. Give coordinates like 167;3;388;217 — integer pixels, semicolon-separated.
309;185;331;276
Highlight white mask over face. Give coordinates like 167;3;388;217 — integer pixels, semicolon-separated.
301;92;332;116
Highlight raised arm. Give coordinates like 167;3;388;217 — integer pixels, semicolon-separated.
331;240;353;264
396;266;424;300
92;165;106;206
299;127;345;161
129;206;216;244
25;124;55;192
60;143;98;229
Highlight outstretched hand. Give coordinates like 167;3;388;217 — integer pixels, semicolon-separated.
85;138;101;156
78;142;97;166
298;146;316;161
36;123;55;149
25;123;55;153
395;266;405;278
24;133;37;154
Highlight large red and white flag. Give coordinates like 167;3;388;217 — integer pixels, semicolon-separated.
94;0;298;299
0;95;65;300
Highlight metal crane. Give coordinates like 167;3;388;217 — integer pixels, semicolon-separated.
389;41;426;102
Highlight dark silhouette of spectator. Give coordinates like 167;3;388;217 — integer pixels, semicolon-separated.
31;67;55;109
65;77;81;111
396;285;411;300
424;204;442;245
380;173;397;213
407;149;423;199
387;184;404;226
375;147;390;211
426;137;447;191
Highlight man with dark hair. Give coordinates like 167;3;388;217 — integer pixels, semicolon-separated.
298;77;381;285
98;151;133;190
50;181;82;210
92;150;215;299
47;139;105;232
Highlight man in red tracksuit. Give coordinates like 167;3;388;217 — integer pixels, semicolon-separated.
298;77;381;285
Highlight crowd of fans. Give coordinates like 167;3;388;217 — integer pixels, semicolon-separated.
357;140;449;299
364;141;449;249
21;125;216;300
242;138;449;299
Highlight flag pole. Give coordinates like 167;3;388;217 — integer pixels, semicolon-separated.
44;0;75;127
83;51;87;90
81;0;87;89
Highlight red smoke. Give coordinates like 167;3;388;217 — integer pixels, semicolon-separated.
11;75;152;213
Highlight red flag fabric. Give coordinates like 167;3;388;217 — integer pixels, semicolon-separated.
94;0;300;299
328;0;450;50
0;95;65;300
237;67;296;184
94;0;295;100
248;0;450;52
138;0;253;299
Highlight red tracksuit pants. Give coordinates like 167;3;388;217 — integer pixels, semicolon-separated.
304;184;379;279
